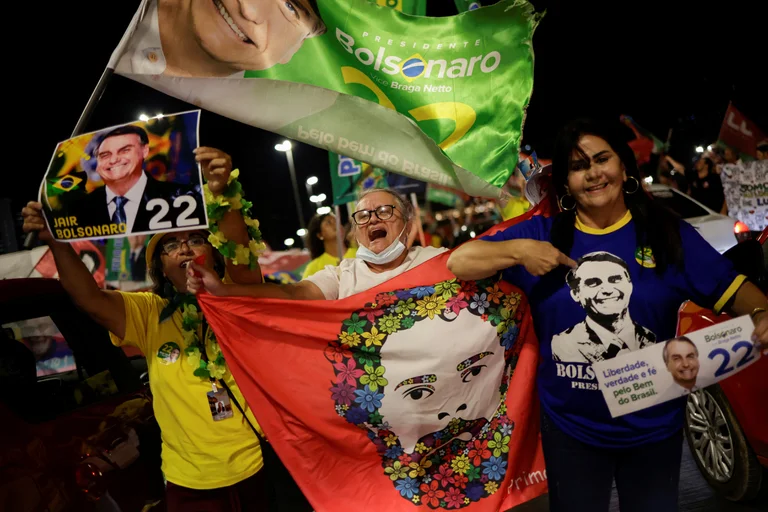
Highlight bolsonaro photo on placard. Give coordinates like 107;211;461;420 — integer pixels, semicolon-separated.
41;110;207;242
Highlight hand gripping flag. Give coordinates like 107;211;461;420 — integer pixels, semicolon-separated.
199;212;547;512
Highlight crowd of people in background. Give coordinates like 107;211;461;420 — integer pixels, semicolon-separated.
659;139;768;215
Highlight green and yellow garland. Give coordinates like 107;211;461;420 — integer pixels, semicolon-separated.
174;169;266;380
204;169;267;268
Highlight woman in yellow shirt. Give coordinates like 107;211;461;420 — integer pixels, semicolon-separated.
302;213;356;279
22;148;309;511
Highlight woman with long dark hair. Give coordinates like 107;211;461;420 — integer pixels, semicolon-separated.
448;119;768;512
302;212;356;279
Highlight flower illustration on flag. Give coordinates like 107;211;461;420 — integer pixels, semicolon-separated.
326;277;525;508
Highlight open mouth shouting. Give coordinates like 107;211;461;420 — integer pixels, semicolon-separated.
213;0;254;45
368;226;388;243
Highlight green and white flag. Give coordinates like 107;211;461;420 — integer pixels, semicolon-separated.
111;0;541;198
328;0;425;205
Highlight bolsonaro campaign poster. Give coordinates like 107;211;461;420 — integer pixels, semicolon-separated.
41;110;207;242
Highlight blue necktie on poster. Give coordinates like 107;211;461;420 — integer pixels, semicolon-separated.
112;196;128;225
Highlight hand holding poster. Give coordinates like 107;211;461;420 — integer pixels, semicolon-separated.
594;315;759;418
41;110;207;242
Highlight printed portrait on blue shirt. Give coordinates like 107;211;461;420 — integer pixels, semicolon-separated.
551;251;656;363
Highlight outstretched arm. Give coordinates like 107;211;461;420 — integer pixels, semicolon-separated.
186;261;325;300
447;238;576;280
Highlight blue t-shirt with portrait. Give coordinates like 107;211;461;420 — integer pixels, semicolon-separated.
483;211;744;448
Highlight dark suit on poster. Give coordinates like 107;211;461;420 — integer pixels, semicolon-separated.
73;172;205;234
130;245;148;282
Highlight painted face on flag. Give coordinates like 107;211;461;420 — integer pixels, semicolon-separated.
329;277;524;508
377;310;505;454
189;0;326;72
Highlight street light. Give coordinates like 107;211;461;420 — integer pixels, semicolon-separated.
309;193;327;204
695;146;704;153
139;114;149;122
296;228;307;237
316;206;331;215
284;238;295;247
306;176;318;186
274;139;306;232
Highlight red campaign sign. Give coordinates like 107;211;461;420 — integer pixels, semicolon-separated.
718;103;767;158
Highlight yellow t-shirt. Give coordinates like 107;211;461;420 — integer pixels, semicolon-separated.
110;292;263;489
302;248;357;279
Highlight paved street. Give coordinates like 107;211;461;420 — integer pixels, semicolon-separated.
509;440;766;511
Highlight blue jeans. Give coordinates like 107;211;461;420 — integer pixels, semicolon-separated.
540;412;683;512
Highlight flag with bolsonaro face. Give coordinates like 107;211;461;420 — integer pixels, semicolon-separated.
112;0;541;199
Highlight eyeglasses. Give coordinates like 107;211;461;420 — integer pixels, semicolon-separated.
351;205;397;226
161;234;207;255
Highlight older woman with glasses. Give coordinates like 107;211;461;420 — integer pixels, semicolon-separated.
187;188;446;300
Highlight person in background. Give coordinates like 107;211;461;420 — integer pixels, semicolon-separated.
756;140;768;161
23;148;292;512
447;119;768;512
344;221;358;251
689;155;725;212
723;145;743;166
658;169;687;191
302;212;356;279
658;155;689;193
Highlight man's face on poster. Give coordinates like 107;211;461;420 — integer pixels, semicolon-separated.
665;339;699;389
377;311;505;454
570;261;632;318
189;0;324;72
96;134;148;185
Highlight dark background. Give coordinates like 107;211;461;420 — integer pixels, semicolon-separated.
7;0;766;251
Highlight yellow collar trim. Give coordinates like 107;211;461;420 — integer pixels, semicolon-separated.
575;210;632;235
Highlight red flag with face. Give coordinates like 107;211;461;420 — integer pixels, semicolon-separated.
199;210;547;511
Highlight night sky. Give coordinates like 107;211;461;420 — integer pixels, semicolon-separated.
10;0;765;250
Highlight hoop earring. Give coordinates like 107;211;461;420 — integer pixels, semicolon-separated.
558;194;576;212
623;176;640;195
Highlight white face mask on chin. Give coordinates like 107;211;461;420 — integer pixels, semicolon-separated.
356;226;408;265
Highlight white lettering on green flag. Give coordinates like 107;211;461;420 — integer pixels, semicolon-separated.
112;0;542;198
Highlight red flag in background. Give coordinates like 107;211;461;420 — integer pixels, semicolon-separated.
200;212;547;512
718;103;767;158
